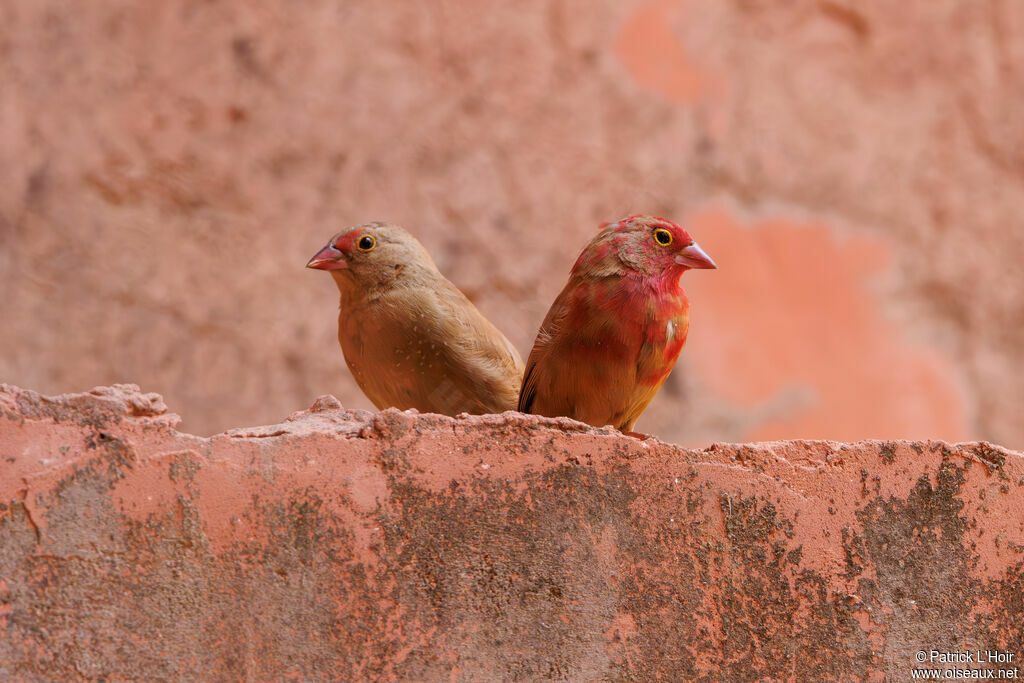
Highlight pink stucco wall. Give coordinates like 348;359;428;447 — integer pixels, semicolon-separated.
2;384;1022;679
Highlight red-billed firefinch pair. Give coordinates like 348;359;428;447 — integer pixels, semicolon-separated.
307;216;715;433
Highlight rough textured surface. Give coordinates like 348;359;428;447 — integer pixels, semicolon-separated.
2;384;1022;680
2;1;1023;447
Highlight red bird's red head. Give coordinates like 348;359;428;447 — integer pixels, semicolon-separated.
573;215;716;280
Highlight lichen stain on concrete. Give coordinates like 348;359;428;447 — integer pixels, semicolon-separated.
842;454;1024;676
1;384;1023;680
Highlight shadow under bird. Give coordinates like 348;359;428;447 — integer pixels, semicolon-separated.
518;215;716;434
307;222;524;416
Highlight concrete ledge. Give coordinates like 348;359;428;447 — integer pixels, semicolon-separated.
1;384;1022;679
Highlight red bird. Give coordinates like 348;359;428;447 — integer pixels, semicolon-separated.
518;215;716;434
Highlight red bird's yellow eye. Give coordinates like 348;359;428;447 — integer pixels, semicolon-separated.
653;228;673;246
357;235;376;252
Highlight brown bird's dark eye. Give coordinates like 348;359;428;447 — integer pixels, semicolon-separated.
357;235;376;252
653;228;673;246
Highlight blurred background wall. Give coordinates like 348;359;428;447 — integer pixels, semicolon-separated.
1;1;1021;447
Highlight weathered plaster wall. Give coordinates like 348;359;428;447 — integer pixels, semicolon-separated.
2;1;1023;447
2;384;1022;680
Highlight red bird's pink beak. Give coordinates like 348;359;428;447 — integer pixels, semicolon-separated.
306;243;349;271
674;241;717;270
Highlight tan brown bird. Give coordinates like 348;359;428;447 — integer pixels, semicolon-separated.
306;222;524;415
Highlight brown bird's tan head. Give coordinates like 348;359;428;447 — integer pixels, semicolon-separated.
306;222;440;293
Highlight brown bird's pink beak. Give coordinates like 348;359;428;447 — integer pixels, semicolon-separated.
674;241;717;269
306;244;349;271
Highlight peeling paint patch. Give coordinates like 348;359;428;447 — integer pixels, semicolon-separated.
683;208;971;443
